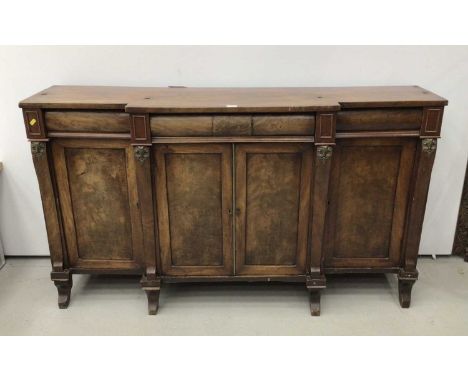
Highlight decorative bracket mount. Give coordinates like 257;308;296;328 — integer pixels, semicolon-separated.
134;146;150;163
422;138;437;154
317;145;333;161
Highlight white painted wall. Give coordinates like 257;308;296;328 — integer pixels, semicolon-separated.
0;46;467;256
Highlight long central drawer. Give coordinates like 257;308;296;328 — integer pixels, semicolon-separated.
151;114;316;136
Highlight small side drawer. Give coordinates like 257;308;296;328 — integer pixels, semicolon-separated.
252;115;315;135
336;109;422;131
46;112;130;133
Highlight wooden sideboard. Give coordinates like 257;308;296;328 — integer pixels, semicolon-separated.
19;86;447;315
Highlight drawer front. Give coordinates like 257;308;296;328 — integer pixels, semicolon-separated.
324;138;416;269
150;114;315;136
336;108;422;132
46;112;130;133
252;115;315;135
52;139;143;270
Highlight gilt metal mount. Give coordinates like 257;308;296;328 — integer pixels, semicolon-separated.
317;145;333;160
422;138;437;154
134;146;150;163
31;141;46;159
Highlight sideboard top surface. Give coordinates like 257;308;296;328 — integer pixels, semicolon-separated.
19;85;448;113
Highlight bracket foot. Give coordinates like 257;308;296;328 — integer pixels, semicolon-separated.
141;276;161;315
51;270;72;309
398;270;418;308
306;275;326;317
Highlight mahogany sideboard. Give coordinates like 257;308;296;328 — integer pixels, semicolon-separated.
19;86;447;315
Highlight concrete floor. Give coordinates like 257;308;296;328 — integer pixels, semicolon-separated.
0;256;467;335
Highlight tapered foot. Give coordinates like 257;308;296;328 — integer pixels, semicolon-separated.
51;270;72;309
306;275;326;317
141;276;161;315
309;291;321;316
145;290;160;315
398;270;418;308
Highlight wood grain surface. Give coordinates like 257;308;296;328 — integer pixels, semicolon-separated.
19;85;447;113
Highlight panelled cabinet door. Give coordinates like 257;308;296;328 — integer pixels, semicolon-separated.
155;144;233;276
324;138;416;269
235;143;313;276
52;139;144;270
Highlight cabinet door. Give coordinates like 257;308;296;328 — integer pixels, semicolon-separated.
155;144;233;276
52;139;144;270
235;143;313;276
324;138;416;269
